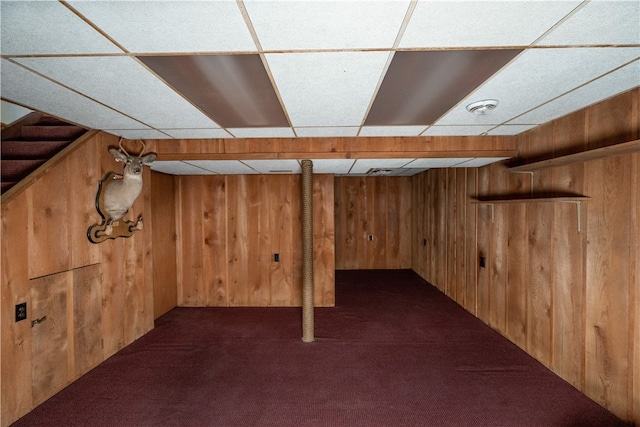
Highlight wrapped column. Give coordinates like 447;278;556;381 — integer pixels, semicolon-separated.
301;160;314;343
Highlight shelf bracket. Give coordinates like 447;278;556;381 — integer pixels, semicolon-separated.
510;171;535;195
563;200;583;233
472;202;494;223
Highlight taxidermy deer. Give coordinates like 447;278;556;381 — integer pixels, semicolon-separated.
101;139;157;236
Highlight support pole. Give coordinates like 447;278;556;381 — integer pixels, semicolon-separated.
301;160;314;343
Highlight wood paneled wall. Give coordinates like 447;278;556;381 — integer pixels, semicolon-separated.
176;174;335;307
151;171;178;318
411;88;640;423
1;132;156;426
334;176;412;270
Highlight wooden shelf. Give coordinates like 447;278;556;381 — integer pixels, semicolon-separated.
471;196;589;204
508;139;640;173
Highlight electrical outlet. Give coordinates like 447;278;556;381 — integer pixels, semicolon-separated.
15;302;27;322
368;234;373;241
274;253;280;262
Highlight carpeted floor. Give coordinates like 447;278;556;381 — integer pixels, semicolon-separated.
12;270;625;426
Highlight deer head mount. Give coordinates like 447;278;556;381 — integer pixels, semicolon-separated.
87;139;157;243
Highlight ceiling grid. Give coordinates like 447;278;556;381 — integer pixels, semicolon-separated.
1;0;638;175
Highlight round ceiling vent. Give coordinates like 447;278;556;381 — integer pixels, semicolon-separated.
466;99;499;115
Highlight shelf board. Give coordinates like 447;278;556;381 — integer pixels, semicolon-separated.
508;139;640;173
471;196;589;204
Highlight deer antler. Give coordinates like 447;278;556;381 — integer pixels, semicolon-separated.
118;137;131;156
137;140;146;156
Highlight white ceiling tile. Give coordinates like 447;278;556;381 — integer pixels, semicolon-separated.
229;128;295;138
151;161;216;176
184;161;256;175
453;158;509;168
1;59;146;130
486;125;537;136
309;159;356;175
405;158;473;168
397;168;428;176
162;129;234;139
103;129;171;139
350;158;415;174
67;1;256;53
245;0;410;50
14;56;221;129
295;127;360;137
359;126;428;137
400;1;581;48
435;48;640;126
423;126;495;136
509;60;640;125
537;0;640;46
266;52;390;127
1;101;32;125
241;160;302;174
0;1;122;55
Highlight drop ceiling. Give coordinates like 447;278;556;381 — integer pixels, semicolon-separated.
1;0;638;176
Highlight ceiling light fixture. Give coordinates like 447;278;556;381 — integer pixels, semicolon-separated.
466;99;499;115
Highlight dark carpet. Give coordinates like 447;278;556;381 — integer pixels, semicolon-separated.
13;270;625;426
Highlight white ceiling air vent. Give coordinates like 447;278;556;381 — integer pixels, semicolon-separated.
466;99;499;115
367;168;394;176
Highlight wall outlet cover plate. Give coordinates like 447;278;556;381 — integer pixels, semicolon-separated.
15;302;27;322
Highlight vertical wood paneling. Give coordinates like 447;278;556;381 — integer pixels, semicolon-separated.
446;169;456;298
100;238;125;357
410;88;639;423
72;264;102;379
551;114;586;388
1;193;32;426
335;177;412;270
270;175;294;306
179;177;206;306
204;176;227;306
151;172;177;317
227;176;249;306
290;175;303;306
526;128;554;367
506;171;528;349
476;167;491;320
30;271;69;406
585;156;631;416
632;151;640;422
434;170;447;291
464;169;478;314
314;174;336;306
411;173;426;278
28;163;69;278
2;132;160;425
489;164;507;333
178;174;334;307
123;230;147;344
67;142;100;270
454;169;467;305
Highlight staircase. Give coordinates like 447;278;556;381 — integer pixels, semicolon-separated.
1;113;87;196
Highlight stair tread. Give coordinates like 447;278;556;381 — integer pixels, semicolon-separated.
1;115;87;197
1;140;72;159
18;125;86;140
1;159;47;181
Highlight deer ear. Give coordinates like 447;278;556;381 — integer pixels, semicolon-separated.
108;147;127;162
142;152;157;164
